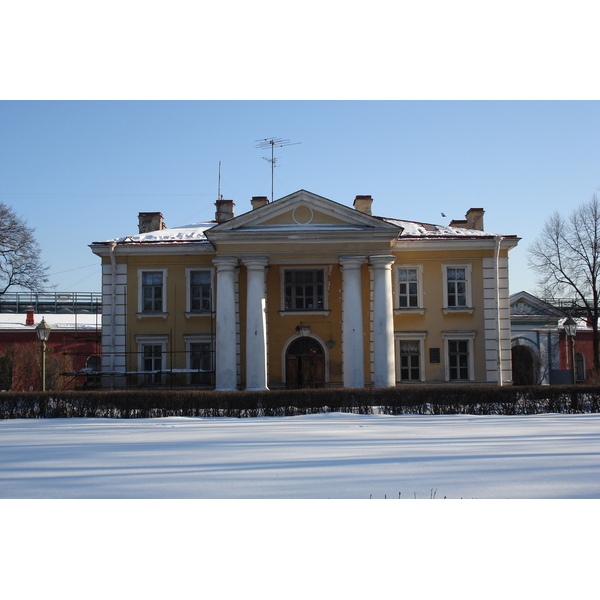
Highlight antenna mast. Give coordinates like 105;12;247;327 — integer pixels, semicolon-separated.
218;161;222;201
255;137;301;202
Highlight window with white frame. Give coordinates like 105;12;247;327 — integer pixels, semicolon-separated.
187;269;212;314
136;335;168;385
395;332;426;382
185;335;213;385
443;264;472;310
395;265;423;310
448;340;469;380
443;331;476;382
138;269;167;315
399;340;421;380
283;268;325;311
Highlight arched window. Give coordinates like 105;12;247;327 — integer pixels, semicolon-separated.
575;353;585;382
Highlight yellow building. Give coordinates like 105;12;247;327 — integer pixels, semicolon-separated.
90;190;519;390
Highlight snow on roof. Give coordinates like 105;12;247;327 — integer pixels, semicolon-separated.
383;218;497;238
96;212;504;246
0;313;100;331
102;222;215;244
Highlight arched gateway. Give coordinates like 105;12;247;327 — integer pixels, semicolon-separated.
285;337;325;389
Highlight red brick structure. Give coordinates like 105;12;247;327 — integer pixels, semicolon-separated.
0;311;101;391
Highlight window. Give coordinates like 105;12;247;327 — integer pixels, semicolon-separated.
443;331;476;382
136;335;168;385
575;353;585;382
443;264;472;311
138;269;167;316
284;269;324;311
395;332;426;382
189;270;212;313
394;265;424;313
142;344;163;384
398;268;418;308
190;342;212;385
447;268;467;307
142;272;163;312
399;340;421;381
448;340;469;380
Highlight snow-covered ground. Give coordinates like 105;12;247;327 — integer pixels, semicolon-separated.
3;412;599;598
2;412;600;499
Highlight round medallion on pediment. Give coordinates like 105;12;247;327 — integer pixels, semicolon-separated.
292;205;313;225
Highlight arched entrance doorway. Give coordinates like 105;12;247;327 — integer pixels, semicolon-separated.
285;337;325;389
512;345;537;385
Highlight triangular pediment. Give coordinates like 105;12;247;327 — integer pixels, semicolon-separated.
510;291;564;318
206;190;402;234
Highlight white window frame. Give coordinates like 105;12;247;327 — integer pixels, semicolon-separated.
442;263;474;314
137;268;168;318
394;264;424;314
185;267;214;317
395;331;427;382
135;334;168;385
184;334;214;386
442;331;476;382
279;266;330;316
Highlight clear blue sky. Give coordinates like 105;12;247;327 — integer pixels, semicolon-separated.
2;3;600;296
1;100;599;294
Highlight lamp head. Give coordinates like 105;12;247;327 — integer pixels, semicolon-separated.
563;317;577;338
36;317;52;342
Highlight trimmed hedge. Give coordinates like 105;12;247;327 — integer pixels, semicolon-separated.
1;385;599;419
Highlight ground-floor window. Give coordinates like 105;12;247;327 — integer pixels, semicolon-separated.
142;344;163;384
136;335;168;386
190;342;212;385
448;340;470;381
399;340;421;381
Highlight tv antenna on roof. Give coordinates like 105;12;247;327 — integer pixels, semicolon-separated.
255;137;301;202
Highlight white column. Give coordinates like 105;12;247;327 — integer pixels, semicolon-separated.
339;255;366;388
212;256;239;391
242;256;269;390
370;255;396;387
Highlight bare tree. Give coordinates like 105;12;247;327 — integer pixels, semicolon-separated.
0;202;49;294
528;193;600;374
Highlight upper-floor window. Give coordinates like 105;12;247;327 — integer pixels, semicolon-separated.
190;270;212;312
138;269;167;316
284;269;324;311
395;265;424;311
443;264;472;311
142;272;163;312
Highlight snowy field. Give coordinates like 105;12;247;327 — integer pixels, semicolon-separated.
3;412;599;598
2;412;600;499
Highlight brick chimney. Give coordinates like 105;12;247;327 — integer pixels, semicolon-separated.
25;307;34;326
138;212;166;234
353;195;373;215
466;208;484;231
449;208;485;231
215;199;235;223
251;196;269;210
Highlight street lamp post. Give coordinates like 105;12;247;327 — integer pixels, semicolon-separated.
563;317;577;385
36;318;52;391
